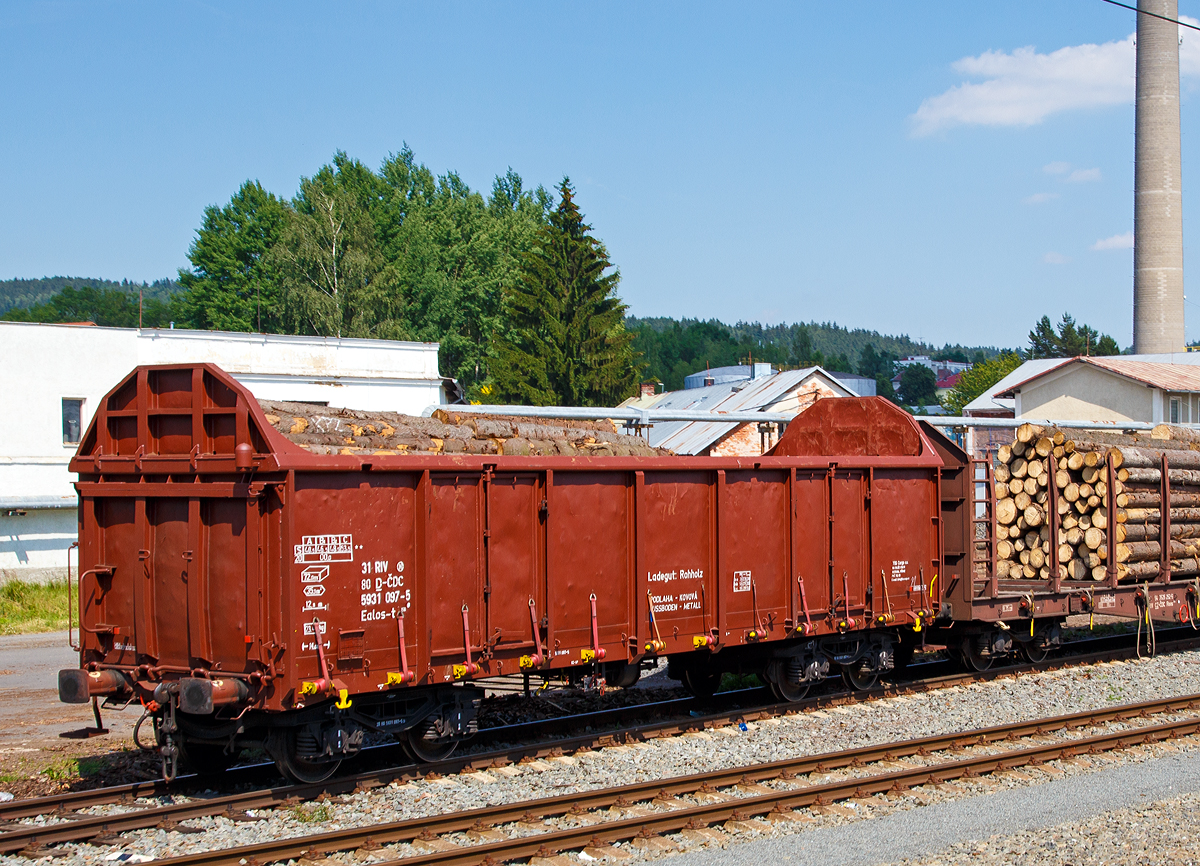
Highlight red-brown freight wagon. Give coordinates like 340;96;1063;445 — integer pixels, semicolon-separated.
60;364;961;781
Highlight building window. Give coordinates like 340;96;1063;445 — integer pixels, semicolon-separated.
62;399;83;444
1170;397;1182;425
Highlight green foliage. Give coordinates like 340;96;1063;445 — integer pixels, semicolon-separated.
941;351;1024;416
174;181;289;333
857;343;897;380
272;153;395;339
631;317;999;393
898;364;938;406
0;580;69;635
1026;314;1121;359
171;147;551;394
491;179;638;406
630;319;789;391
0;277;181;316
2;285;173;328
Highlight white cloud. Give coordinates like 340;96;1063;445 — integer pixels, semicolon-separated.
1092;231;1134;250
1044;161;1072;175
911;19;1200;136
1043;252;1071;264
1023;192;1059;204
1067;167;1101;183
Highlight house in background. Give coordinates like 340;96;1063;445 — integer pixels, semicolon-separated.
0;321;451;583
996;356;1200;424
631;367;854;456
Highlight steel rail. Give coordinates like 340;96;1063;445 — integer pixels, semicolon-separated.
100;694;1200;866
1;625;1195;846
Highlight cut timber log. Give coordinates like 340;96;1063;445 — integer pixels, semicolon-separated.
1122;467;1200;486
1152;424;1200;445
1117;522;1200;542
1089;445;1200;471
1123;491;1200;508
1116;539;1200;563
1016;423;1042;444
1121;558;1200;579
1120;507;1200;524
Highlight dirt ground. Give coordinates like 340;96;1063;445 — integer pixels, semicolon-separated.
0;632;153;798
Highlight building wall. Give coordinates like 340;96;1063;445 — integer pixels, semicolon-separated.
1017;365;1153;422
0;322;446;582
0;510;76;584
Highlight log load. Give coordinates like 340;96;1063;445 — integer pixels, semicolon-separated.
992;423;1200;582
259;400;670;457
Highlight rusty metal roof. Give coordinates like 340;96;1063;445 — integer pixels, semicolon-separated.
649;367;854;454
996;356;1200;398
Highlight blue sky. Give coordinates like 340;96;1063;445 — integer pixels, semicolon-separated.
1;1;1197;350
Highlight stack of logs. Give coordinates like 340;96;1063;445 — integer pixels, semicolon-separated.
994;422;1200;582
259;399;669;457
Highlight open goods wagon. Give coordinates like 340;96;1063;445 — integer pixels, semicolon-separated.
60;364;956;781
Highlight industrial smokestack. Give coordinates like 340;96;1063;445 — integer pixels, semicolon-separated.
1133;0;1185;354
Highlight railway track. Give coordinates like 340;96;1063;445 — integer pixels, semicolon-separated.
34;692;1200;866
2;624;1197;855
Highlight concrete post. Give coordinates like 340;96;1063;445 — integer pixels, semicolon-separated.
1134;0;1185;354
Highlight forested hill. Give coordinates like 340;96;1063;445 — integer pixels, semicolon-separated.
628;316;1002;392
0;277;181;315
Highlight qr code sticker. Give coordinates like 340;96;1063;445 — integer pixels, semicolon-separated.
733;570;751;592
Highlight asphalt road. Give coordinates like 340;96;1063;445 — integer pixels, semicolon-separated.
0;631;138;747
673;750;1200;866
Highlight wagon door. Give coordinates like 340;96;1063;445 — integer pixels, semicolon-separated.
829;470;868;623
719;470;789;642
425;474;485;671
485;472;545;661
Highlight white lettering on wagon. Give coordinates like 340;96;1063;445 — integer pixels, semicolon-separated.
648;568;704;584
890;560;910;582
294;534;354;564
301;565;329;583
303;584;326;597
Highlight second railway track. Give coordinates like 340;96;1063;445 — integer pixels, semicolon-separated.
23;692;1200;866
3;624;1198;855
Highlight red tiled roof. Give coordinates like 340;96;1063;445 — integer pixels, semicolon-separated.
997;356;1200;397
936;372;962;389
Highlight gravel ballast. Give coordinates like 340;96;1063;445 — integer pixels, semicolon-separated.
6;649;1200;866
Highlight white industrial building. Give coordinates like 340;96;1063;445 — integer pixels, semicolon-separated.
0;322;450;583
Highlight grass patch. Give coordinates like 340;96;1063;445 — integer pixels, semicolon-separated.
291;802;334;823
0;579;70;635
39;758;79;782
719;672;763;691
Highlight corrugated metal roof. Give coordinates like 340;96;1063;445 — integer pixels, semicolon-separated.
649;367;853;454
995;356;1200;399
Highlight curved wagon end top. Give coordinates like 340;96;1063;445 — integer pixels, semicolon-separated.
67;363;301;476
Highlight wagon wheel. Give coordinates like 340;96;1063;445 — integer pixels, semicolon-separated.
270;729;342;784
681;667;722;699
1021;639;1050;664
960;635;993;672
841;664;879;691
769;679;810;703
402;728;459;764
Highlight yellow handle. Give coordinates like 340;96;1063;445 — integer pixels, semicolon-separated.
335;688;352;709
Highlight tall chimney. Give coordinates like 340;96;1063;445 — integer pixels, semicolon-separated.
1133;0;1185;354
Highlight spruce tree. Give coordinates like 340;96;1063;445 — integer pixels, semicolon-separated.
491;179;638;406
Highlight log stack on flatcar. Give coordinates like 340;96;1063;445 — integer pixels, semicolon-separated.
992;422;1200;582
